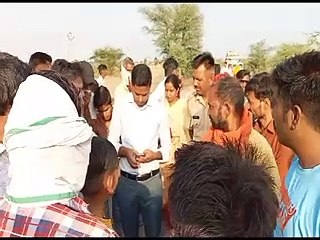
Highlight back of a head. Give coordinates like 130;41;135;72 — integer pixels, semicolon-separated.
81;136;119;197
0;52;31;115
236;69;250;80
131;64;152;86
4;70;93;206
169;141;279;237
52;59;83;83
36;70;82;115
93;86;112;109
28;51;52;70
79;61;95;87
163;57;179;77
214;77;244;116
192;52;215;70
271;51;320;132
245;72;272;100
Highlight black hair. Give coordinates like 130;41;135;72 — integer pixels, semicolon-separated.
28;52;52;70
163;57;179;77
236;69;250;80
98;64;108;73
81;136;119;196
215;77;244;116
164;74;181;91
270;51;320;131
93;86;112;109
51;59;83;83
192;52;215;70
131;64;152;86
245;72;272;100
0;52;31;115
169;141;279;237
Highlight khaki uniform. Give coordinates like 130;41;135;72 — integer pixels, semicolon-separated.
187;92;211;141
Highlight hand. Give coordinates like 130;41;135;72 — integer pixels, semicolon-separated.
126;148;140;168
136;149;156;164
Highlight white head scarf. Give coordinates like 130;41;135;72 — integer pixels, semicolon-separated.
4;74;93;207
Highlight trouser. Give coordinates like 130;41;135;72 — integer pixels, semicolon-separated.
112;172;163;237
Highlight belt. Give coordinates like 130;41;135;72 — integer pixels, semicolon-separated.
121;169;160;182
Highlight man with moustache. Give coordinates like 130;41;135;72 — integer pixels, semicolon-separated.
187;52;216;141
203;77;280;194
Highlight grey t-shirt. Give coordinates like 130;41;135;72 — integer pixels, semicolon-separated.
0;144;9;197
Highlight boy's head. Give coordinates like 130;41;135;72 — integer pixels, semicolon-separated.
81;137;120;198
93;86;112;122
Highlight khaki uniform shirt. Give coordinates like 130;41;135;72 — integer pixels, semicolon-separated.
187;92;211;141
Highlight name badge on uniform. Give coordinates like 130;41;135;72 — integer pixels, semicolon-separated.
192;115;200;120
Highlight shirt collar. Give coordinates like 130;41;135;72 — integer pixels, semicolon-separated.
194;92;207;107
266;120;276;134
65;196;90;214
127;93;154;109
255;119;275;134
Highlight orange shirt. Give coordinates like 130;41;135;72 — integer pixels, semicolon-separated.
254;120;294;184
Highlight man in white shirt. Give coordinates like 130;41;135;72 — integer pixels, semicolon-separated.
0;52;31;197
96;64;108;87
151;57;180;104
108;64;171;237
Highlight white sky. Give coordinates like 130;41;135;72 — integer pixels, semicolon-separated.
0;3;319;62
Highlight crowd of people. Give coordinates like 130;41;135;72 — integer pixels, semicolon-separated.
0;49;319;237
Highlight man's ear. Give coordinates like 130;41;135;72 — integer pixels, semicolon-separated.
261;98;271;110
223;102;232;119
103;169;119;195
288;105;302;131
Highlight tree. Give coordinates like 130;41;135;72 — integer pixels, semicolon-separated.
269;42;310;68
90;47;124;74
245;40;271;73
140;4;203;76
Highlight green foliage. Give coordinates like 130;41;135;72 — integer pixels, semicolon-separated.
245;40;271;74
140;4;203;76
269;42;310;67
90;47;124;74
245;35;316;74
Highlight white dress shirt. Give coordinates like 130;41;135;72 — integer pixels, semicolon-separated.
151;78;166;104
108;94;171;176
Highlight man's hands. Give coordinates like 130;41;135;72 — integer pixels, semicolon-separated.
119;147;162;168
125;148;141;169
136;149;158;164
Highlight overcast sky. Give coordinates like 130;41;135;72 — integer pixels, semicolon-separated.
0;3;319;62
